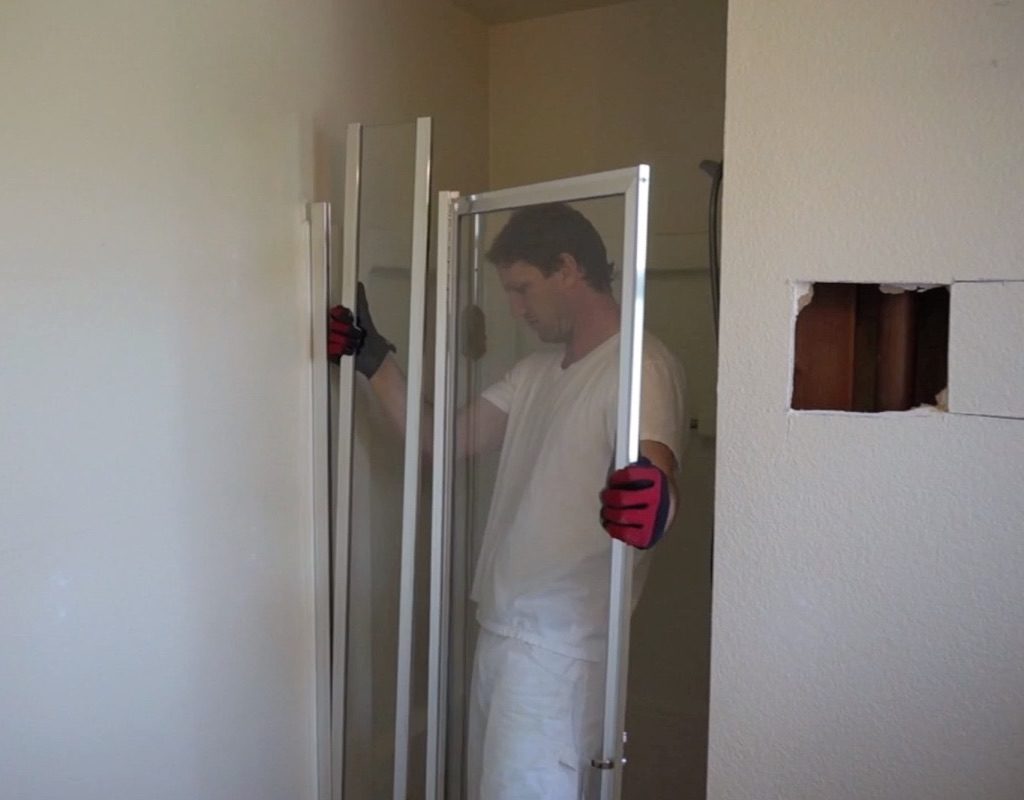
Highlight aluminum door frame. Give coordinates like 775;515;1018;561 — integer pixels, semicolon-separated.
427;189;460;800
392;116;433;800
308;201;333;800
330;121;361;800
426;166;651;800
331;118;433;800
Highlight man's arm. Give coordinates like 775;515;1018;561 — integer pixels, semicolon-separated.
368;354;508;458
601;341;687;549
330;284;508;459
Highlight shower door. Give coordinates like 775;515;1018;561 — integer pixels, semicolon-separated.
326;118;433;800
427;167;651;800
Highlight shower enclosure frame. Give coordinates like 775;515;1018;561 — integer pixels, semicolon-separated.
324;117;433;800
426;166;651;800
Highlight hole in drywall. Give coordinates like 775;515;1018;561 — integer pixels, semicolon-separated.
791;283;949;412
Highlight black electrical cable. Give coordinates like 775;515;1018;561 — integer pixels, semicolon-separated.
698;159;723;587
699;160;723;343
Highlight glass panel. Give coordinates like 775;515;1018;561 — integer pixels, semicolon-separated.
444;196;631;800
343;121;419;800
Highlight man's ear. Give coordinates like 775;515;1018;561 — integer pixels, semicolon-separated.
555;252;585;285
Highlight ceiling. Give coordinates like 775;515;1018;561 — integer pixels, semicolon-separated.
452;0;634;25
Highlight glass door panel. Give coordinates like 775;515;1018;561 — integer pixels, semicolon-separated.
333;118;431;800
428;169;650;800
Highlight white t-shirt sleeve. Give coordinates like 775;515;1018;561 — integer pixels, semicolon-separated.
481;360;522;414
639;344;688;469
601;339;688;470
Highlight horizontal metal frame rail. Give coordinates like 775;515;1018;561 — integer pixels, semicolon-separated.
454;167;643;217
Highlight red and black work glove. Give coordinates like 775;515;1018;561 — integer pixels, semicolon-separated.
600;457;671;550
327;282;395;378
328;305;364;361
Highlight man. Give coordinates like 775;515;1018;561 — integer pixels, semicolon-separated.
329;202;685;800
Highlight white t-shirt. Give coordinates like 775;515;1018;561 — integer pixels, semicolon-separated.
473;333;686;661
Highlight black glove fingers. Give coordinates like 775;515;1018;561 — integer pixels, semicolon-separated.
329;305;353;323
356;282;370;323
351;283;396;379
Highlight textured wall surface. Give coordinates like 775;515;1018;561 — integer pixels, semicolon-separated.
711;2;1024;799
949;281;1024;419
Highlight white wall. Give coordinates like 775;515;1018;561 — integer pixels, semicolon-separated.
711;2;1024;799
0;3;336;798
488;3;726;796
0;1;488;798
333;0;490;198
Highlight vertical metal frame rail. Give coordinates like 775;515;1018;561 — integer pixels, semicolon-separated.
308;201;333;800
392;117;433;800
425;167;649;800
331;122;362;800
426;190;460;800
600;165;649;800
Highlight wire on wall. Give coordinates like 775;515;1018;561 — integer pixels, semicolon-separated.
699;160;723;343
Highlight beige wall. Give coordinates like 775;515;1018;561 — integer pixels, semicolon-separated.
488;2;727;796
333;0;490;199
712;2;1024;799
0;4;336;798
0;1;488;798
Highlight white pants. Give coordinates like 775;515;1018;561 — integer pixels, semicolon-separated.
465;629;604;800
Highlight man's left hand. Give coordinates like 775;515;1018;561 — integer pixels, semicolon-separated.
600;457;671;550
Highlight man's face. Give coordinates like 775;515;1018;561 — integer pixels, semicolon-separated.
496;260;572;343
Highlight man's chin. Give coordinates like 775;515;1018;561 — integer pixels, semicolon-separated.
534;330;564;344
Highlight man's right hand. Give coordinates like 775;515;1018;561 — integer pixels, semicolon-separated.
328;305;365;362
327;282;395;379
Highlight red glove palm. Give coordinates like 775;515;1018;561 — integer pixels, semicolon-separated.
600;457;671;550
327;305;365;361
